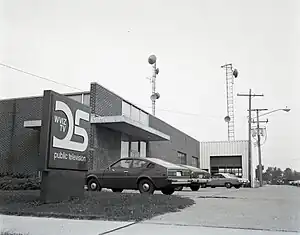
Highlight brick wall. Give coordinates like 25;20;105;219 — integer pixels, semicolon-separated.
0;97;43;176
89;83;122;170
148;115;200;165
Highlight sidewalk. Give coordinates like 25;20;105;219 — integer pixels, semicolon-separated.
1;214;297;235
0;215;134;235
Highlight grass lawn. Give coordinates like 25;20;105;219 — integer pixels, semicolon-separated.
0;190;194;221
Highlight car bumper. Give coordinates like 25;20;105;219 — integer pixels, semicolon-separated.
167;178;192;185
191;178;210;184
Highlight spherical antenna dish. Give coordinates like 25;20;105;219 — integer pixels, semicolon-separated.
233;69;238;78
148;55;157;65
224;116;231;123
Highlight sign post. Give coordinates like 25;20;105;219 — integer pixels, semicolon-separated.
39;90;90;203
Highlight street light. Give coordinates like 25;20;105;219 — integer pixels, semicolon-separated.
251;106;290;187
250;107;291;121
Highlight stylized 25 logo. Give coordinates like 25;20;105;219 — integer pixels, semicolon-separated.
52;101;90;152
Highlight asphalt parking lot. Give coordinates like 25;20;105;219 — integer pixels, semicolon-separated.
141;185;300;233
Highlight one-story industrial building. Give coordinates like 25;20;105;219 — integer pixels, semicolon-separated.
0;82;200;176
0;82;252;183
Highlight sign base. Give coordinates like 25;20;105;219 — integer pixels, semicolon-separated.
40;170;86;203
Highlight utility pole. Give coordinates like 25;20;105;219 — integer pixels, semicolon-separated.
237;89;264;187
251;108;268;187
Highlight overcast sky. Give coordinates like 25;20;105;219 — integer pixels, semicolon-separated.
1;0;299;170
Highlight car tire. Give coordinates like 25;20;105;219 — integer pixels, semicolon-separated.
138;178;155;194
225;182;232;189
201;184;207;188
211;186;216;188
112;189;123;193
190;185;200;191
234;185;241;189
161;188;175;195
87;178;101;191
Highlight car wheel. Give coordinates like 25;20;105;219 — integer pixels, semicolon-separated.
234;185;241;189
175;186;183;191
201;184;207;188
161;188;175;195
190;185;200;191
112;189;123;193
87;178;101;191
138;178;155;194
225;182;232;189
211;185;216;188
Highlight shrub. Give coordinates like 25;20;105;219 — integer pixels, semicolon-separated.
0;176;40;190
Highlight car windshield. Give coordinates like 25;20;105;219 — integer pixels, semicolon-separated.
147;158;183;169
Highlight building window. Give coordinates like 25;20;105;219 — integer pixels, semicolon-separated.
130;142;139;157
177;151;187;165
140;141;146;158
121;141;129;158
139;111;149;126
122;101;149;126
83;94;90;106
192;156;199;168
68;94;82;103
122;101;131;117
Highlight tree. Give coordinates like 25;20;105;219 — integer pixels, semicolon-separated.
283;168;293;182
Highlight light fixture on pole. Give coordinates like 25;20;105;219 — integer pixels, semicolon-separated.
148;54;160;116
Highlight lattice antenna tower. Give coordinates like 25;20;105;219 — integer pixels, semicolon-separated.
221;63;238;141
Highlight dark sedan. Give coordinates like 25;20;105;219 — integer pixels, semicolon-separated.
85;157;192;195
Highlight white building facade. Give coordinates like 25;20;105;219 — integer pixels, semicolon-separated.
200;140;249;180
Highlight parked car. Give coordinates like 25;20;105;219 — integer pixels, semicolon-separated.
207;173;244;189
239;176;250;187
85;157;192;195
175;165;211;191
290;180;300;186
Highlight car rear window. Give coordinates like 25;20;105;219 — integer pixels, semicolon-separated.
147;158;182;169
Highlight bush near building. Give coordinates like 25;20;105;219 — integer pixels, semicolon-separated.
0;173;40;190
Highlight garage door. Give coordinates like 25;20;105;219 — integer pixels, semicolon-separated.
210;155;242;177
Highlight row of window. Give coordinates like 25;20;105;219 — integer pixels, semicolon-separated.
121;141;147;158
177;151;200;168
211;167;243;177
67;93;90;106
122;101;149;126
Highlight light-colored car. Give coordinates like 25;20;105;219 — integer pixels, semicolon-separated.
290;180;300;186
207;173;244;189
239;177;250;187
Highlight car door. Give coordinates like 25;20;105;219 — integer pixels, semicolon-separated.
211;174;223;186
218;174;228;186
103;159;133;189
126;159;149;189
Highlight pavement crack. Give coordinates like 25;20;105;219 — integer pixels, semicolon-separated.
98;222;138;235
142;221;300;233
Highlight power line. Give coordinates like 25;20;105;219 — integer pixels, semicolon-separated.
0;62;237;121
0;62;83;92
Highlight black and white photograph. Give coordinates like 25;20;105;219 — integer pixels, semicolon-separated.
0;0;299;234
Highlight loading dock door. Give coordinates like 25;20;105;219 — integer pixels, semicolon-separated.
210;155;243;177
